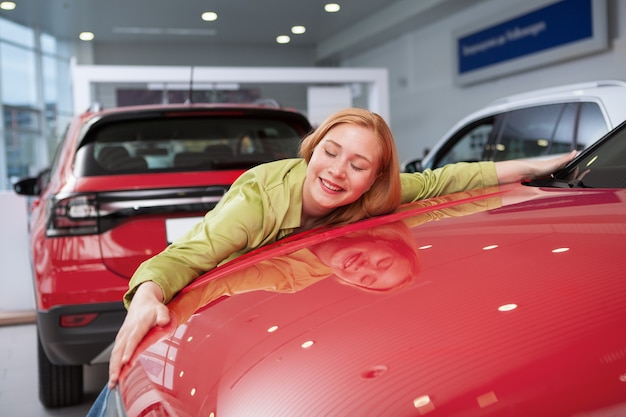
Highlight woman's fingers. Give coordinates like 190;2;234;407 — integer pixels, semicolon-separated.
107;285;169;389
533;150;577;178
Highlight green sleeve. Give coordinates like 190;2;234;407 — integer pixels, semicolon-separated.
400;161;498;204
124;170;276;307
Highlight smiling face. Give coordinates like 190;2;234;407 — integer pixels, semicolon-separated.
301;123;381;221
324;239;414;291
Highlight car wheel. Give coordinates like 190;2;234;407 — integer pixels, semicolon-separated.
37;332;83;408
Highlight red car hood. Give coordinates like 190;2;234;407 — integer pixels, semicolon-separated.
119;183;626;417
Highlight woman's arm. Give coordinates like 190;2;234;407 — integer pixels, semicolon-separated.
108;281;168;388
108;171;273;388
495;150;576;184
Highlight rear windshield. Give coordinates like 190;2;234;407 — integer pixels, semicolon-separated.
74;116;307;176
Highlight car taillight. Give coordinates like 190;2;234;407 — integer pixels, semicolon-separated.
60;313;98;327
47;194;99;237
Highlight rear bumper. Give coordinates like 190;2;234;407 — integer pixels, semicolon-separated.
37;301;126;365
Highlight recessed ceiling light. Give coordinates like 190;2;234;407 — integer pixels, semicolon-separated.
291;25;306;35
276;35;290;44
201;11;218;22
0;2;16;10
79;32;95;41
324;3;341;13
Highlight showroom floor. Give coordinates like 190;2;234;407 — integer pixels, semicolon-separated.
0;313;108;417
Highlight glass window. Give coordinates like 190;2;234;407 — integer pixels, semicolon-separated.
495;104;565;161
41;54;73;166
0;19;73;189
40;32;56;54
5;129;38;186
42;55;58;107
556;121;626;188
551;103;577;154
3;106;43;186
1;42;37;106
431;118;494;169
3;107;39;131
75;116;307;176
576;102;608;149
46;113;71;164
0;17;34;48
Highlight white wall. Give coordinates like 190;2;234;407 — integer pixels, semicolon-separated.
343;0;626;162
91;42;317;67
0;192;34;311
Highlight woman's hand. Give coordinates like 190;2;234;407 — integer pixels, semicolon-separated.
108;281;170;389
495;150;577;184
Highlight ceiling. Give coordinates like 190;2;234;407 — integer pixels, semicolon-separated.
0;0;483;61
0;0;395;46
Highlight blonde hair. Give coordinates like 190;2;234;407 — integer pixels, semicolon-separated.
299;108;402;226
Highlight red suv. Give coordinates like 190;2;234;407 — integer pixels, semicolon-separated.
13;103;312;408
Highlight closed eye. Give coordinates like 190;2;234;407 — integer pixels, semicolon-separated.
377;257;394;269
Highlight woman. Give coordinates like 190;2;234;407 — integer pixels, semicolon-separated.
102;107;574;395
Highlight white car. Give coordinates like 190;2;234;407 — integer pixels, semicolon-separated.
403;80;626;172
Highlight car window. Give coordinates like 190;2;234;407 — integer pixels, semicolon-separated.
430;118;495;169
74;116;304;176
552;120;626;188
551;103;577;154
576;102;608;149
494;103;566;161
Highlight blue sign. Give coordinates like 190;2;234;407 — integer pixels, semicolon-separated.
458;0;593;74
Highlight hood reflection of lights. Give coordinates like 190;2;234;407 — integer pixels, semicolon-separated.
477;391;498;408
498;303;518;312
414;394;436;414
301;340;314;349
413;395;431;407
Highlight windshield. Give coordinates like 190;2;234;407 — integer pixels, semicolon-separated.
542;120;626;189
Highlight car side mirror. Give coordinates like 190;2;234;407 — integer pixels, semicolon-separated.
401;159;424;173
13;176;41;196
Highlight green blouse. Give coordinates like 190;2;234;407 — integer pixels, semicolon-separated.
124;158;497;307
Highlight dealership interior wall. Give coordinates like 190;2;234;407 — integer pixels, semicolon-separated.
2;0;626;313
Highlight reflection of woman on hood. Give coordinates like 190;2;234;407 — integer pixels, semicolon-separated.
309;220;419;292
169;193;506;319
169;220;420;322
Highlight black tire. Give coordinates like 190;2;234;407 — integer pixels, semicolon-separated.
37;333;84;408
